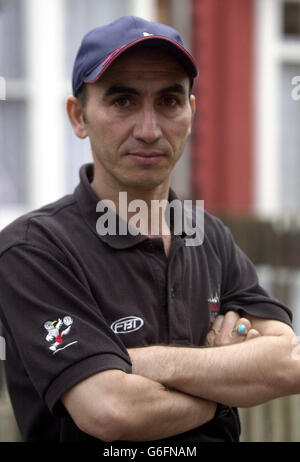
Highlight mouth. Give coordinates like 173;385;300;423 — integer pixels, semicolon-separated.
126;151;166;165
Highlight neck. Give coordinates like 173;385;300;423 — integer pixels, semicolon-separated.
91;168;171;238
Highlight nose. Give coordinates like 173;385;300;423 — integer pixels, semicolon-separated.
133;104;162;144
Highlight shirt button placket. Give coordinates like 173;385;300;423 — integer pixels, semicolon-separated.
167;239;190;343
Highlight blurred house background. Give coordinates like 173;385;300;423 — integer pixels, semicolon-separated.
0;0;300;442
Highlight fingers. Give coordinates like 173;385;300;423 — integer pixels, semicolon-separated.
205;329;216;346
246;328;261;340
206;311;262;347
205;314;224;346
213;311;240;346
233;317;252;338
207;311;240;347
233;319;261;342
222;311;241;338
211;314;225;334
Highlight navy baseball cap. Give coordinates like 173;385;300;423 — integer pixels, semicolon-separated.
72;16;198;95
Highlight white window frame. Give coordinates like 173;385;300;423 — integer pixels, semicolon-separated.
254;0;300;220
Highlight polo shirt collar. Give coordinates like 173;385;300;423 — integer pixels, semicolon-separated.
74;163;186;249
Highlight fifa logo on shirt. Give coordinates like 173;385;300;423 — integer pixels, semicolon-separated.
0;336;6;360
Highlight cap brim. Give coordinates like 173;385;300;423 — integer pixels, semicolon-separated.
83;36;198;86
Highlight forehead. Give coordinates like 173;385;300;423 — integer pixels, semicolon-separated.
97;47;190;88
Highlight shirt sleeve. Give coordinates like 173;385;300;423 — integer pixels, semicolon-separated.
0;244;132;416
219;225;293;327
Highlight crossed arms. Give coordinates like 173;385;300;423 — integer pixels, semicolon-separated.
129;316;297;408
62;312;299;441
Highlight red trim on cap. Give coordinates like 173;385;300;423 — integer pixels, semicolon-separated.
101;45;127;67
85;36;198;85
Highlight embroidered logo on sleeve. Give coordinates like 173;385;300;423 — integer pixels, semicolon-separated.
44;316;78;355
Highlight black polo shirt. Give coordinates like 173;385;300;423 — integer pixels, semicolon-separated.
0;163;293;443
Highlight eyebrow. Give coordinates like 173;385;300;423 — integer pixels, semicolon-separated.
103;83;187;99
157;84;187;95
103;86;139;98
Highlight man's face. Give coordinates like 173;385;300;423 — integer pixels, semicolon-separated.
81;47;195;193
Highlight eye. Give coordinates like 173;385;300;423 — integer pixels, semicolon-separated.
160;95;180;108
113;95;133;108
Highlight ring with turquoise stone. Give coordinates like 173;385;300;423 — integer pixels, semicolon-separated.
237;324;247;335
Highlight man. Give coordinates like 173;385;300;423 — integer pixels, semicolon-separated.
0;16;297;443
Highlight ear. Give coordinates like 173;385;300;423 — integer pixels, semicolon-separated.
190;94;196;118
66;96;88;139
187;94;196;136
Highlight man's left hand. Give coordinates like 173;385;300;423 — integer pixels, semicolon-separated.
205;310;261;347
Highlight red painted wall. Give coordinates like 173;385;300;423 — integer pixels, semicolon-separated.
191;0;254;215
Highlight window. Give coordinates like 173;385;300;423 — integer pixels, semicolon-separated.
0;101;27;204
279;63;300;212
279;2;300;213
255;0;300;217
0;0;24;78
0;0;27;207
